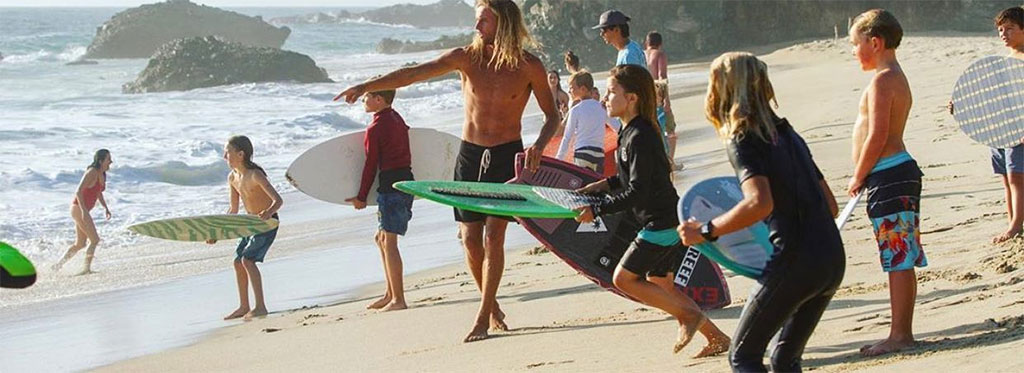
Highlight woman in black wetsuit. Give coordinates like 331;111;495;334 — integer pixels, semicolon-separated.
678;52;844;372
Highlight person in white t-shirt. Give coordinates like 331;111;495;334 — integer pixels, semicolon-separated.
556;70;611;173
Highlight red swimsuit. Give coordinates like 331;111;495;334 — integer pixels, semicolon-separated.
73;175;105;210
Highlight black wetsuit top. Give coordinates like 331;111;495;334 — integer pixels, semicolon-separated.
726;117;845;276
593;116;678;231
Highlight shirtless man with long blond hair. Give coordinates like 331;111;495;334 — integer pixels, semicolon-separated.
335;0;560;343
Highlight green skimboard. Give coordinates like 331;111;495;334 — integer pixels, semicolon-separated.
1;241;36;289
393;181;579;219
128;214;279;242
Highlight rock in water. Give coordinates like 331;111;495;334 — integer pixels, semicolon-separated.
270;0;473;28
85;0;290;59
122;36;333;94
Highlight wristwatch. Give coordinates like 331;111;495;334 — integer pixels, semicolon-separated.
700;221;719;242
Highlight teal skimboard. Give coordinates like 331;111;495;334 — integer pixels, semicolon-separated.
0;242;36;289
393;181;581;219
679;177;775;279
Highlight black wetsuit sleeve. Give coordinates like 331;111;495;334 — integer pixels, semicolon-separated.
727;136;770;184
593;132;657;216
606;175;623;190
793;131;824;180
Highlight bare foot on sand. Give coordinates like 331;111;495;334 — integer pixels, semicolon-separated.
366;295;391;310
674;315;707;354
381;301;407;312
693;334;730;358
490;307;508;331
464;321;490;343
224;307;250;320
244;306;268;321
992;227;1022;244
74;268;94;276
860;337;914;357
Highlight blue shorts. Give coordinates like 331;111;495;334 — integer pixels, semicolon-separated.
236;216;278;263
377;192;413;235
991;144;1024;175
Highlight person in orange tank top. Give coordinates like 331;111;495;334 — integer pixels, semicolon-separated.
53;149;113;275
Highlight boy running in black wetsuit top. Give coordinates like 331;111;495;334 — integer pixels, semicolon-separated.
575;64;730;358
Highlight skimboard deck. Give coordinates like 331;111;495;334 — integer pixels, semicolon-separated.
127;214;279;242
286;128;460;205
679;177;775;279
951;56;1024;148
510;155;731;310
0;242;36;289
392;181;578;219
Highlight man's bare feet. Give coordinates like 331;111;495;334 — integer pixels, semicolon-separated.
463;321;490;343
74;268;94;276
674;315;707;354
224;307;250;320
381;301;407;312
693;334;730;358
490;307;508;331
366;295;391;310
992;226;1022;244
859;337;914;357
244;306;268;321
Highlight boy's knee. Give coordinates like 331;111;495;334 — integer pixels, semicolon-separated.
612;268;641;289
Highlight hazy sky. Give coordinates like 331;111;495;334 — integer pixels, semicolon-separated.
0;0;454;7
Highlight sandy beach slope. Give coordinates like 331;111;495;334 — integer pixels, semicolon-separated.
102;34;1024;372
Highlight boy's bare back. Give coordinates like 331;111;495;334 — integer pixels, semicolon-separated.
852;66;913;164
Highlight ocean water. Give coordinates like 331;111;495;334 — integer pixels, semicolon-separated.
0;7;476;261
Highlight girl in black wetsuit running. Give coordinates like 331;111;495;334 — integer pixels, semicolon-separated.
679;52;844;372
574;64;730;358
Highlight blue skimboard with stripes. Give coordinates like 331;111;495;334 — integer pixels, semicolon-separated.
127;214;279;242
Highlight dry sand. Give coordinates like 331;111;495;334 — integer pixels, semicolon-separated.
101;34;1024;372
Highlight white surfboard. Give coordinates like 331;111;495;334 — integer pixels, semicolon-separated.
286;128;461;205
951;56;1024;148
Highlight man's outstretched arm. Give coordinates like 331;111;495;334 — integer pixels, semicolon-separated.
334;49;464;103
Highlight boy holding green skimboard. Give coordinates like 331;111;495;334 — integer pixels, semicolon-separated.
346;88;414;312
208;136;283;321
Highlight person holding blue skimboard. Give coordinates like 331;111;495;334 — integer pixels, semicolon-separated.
575;65;730;358
208;136;283;321
53;149;113;275
346;87;414;312
679;52;843;372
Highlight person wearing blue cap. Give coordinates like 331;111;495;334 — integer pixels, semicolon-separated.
594;10;648;70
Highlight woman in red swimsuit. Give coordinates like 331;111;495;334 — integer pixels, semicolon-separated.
53;149;112;275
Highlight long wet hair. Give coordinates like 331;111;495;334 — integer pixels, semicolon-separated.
227;136;266;176
88;149;110;174
609;64;669;164
468;0;538;71
705;52;779;143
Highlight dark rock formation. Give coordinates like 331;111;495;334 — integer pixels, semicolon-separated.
85;0;290;59
377;33;474;54
521;0;1020;72
271;0;474;28
123;36;332;94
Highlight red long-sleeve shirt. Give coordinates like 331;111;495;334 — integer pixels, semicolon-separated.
357;107;412;201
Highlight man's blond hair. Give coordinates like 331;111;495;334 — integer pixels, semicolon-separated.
468;0;538;71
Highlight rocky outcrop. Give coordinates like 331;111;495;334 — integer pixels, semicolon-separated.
123;36;332;94
85;0;290;59
377;33;474;54
521;0;1020;72
271;0;474;28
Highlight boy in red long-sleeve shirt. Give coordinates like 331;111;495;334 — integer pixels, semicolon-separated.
346;88;414;311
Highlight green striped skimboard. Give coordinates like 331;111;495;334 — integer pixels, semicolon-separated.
127;214;279;242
